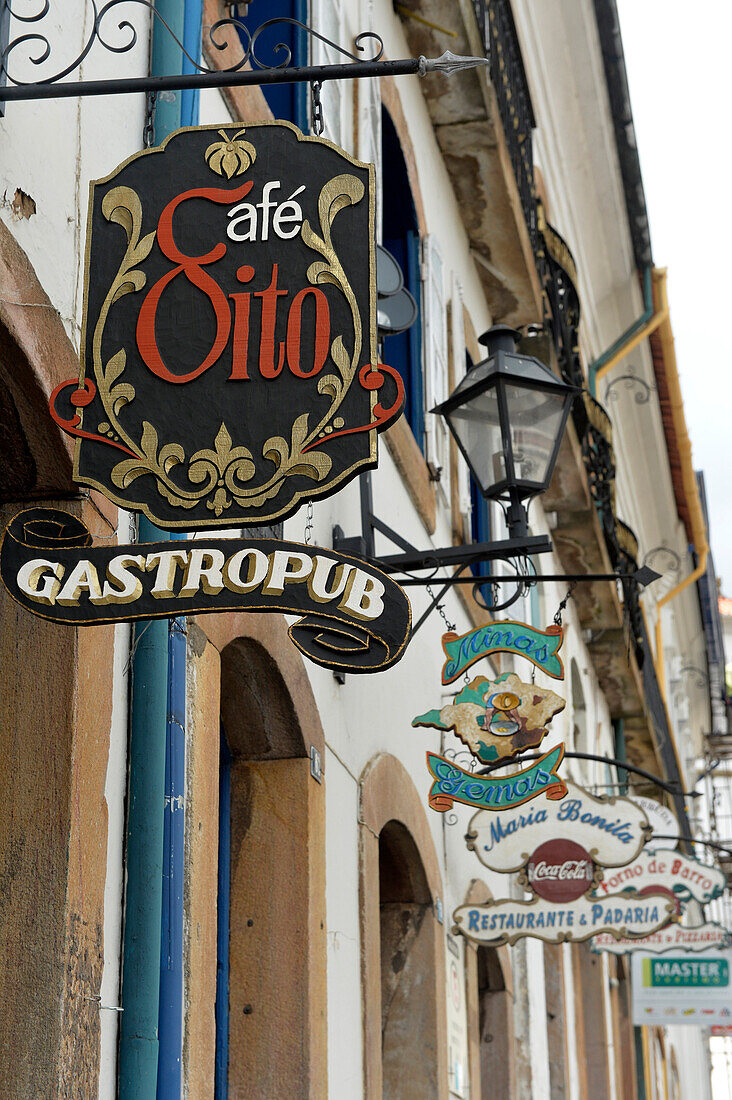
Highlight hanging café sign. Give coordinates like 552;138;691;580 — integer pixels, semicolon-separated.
0;124;412;673
52;122;403;527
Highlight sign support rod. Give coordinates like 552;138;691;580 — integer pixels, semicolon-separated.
0;52;487;103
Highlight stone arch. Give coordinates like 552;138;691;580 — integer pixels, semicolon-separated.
359;752;447;1099
219;635;307;760
196;609;325;759
651;1028;669;1100
0;223;117;1096
186;612;327;1097
668;1046;681;1100
0;221;81;498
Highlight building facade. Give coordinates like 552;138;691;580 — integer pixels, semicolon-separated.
0;0;725;1097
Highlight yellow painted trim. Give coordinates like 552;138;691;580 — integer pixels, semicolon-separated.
650;271;709;702
594;268;669;385
394;4;458;36
642;1027;653;1100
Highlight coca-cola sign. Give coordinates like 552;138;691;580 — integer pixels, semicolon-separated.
526;839;594;902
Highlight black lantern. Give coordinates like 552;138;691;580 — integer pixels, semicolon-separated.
432;324;576;539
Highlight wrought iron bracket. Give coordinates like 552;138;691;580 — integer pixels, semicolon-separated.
332;472;553;573
0;8;487;108
332;473;661;636
395;565;661;588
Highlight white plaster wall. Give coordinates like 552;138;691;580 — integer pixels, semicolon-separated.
324;745;365;1100
0;1;713;1095
0;6;151;345
562;943;581;1100
666;1026;713;1100
98;617;132;1099
526;938;551;1100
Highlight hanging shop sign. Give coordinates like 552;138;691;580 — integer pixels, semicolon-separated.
426;744;567;814
591;848;726;907
413;672;566;766
631;949;732;1026
440;622;564;685
49;122;404;529
452;781;674;947
452;891;675;948
593;921;730;956
465;779;652;873
0;508;410;674
628;796;678;848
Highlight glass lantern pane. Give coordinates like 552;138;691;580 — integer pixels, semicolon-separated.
446;388;506;494
505;385;566;485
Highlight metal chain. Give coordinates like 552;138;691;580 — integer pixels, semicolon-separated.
143;90;157;148
426;584;455;634
553;581;577;626
304;500;314;545
310;80;324;136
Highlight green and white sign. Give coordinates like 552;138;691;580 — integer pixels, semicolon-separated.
440;621;564;684
631;949;732;1026
644;957;729;987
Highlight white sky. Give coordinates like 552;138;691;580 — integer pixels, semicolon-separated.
616;0;732;592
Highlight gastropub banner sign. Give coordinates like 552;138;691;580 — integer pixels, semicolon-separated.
49;123;403;529
0;509;411;674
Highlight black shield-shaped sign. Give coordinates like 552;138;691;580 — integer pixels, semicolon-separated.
51;123;403;529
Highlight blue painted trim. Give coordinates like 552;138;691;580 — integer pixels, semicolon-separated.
157;0;201;1092
119;0;193;1091
214;730;233;1099
180;0;203;127
150;0;185;141
292;0;309;133
156;617;187;1098
406;229;424;449
119;518;171;1099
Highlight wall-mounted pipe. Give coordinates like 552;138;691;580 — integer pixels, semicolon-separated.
588;266;667;397
118;0;187;1094
118;518;171;1099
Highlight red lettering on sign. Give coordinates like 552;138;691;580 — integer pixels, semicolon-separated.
286;287;330;378
255;264;288;378
228;264;256;380
136;181;253;384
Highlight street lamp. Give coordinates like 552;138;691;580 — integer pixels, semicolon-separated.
431;324;576;538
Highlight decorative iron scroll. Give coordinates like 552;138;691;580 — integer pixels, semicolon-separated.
642;545;682;579
0;507;412;673
604;365;656;405
0;5;384;89
681;665;708;689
